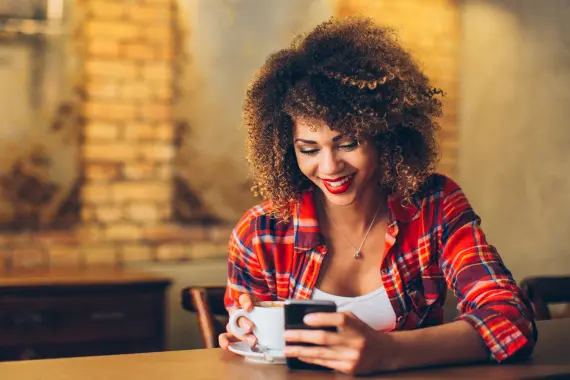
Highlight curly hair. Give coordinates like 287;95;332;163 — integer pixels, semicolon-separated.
243;16;443;221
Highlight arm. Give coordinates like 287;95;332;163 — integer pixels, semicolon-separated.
388;320;488;370
433;180;536;362
283;179;536;374
224;215;273;310
220;213;274;349
284;311;489;374
386;179;536;371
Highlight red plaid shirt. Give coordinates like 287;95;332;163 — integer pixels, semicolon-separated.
224;174;536;362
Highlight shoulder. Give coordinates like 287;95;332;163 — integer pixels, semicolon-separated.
232;200;294;244
410;173;473;219
232;201;273;240
417;173;476;227
414;173;469;207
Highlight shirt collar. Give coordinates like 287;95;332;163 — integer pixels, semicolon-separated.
293;189;322;252
293;188;420;252
387;193;421;224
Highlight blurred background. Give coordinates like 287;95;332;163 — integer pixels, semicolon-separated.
0;0;568;360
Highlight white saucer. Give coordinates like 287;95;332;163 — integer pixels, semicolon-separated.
228;341;286;364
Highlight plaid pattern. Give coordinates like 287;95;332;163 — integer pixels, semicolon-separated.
225;174;536;362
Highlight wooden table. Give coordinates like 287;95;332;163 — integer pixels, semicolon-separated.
0;318;568;379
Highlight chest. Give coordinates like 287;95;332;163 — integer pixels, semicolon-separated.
284;221;447;329
315;223;388;297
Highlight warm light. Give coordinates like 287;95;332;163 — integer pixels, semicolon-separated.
47;0;64;20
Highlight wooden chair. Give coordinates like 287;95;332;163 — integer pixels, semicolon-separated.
181;285;228;348
520;276;570;320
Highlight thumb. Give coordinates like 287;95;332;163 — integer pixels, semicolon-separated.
342;311;368;331
238;293;261;311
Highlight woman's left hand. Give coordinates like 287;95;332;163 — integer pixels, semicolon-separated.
283;312;398;375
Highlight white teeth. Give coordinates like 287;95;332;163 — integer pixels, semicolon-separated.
327;175;351;188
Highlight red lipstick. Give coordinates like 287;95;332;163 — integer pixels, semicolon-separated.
321;174;354;194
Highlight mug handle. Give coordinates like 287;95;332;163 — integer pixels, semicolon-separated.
228;309;251;336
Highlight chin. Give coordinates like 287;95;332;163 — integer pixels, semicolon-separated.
321;191;358;207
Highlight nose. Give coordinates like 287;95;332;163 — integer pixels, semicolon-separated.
319;149;344;176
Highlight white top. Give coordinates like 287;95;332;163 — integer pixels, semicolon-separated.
311;286;397;331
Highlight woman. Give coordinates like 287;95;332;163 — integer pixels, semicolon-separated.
219;17;536;375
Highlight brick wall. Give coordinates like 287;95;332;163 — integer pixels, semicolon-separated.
0;0;230;271
77;0;230;266
81;0;175;226
335;0;460;176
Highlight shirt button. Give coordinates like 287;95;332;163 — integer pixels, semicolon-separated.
380;268;389;275
397;316;404;323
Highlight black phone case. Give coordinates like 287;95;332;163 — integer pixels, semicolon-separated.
284;300;337;371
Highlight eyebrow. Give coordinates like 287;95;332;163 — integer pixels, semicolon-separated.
294;135;348;144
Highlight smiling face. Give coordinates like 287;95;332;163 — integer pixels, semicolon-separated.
293;117;380;207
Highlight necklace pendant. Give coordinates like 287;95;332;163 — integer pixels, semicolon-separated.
354;250;361;259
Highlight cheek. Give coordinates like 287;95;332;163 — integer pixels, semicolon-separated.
295;154;317;178
297;162;314;178
353;151;378;176
365;156;379;173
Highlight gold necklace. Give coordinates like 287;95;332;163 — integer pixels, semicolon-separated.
321;199;382;259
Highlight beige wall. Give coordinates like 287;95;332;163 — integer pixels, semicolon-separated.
0;31;78;228
459;0;570;281
335;0;460;177
175;0;334;223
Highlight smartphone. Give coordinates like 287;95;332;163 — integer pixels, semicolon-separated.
284;299;337;371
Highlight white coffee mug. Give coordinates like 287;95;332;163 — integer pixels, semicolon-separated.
228;301;285;352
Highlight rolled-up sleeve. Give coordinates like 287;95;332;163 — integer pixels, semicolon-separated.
224;212;272;310
439;180;537;362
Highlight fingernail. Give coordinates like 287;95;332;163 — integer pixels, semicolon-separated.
244;322;252;331
303;314;316;323
247;336;256;346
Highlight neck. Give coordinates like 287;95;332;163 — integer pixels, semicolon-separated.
316;187;389;235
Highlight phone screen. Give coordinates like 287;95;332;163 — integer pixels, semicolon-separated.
284;300;337;371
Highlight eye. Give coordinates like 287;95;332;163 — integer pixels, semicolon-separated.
338;141;358;151
299;148;319;156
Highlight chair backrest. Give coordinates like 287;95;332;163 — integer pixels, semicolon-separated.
181;285;228;348
520;276;570;320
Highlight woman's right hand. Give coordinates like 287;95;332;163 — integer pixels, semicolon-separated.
219;294;258;350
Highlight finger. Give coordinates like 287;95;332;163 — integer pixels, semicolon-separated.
246;334;257;347
237;316;254;333
297;357;353;374
225;322;257;346
303;311;362;329
302;311;346;327
284;329;342;346
219;332;236;350
238;294;255;311
226;305;254;333
284;345;352;360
